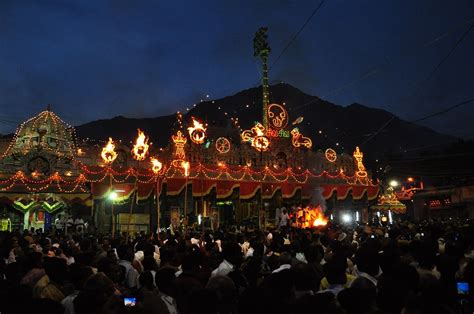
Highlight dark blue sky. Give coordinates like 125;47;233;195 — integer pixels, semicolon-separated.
0;0;473;138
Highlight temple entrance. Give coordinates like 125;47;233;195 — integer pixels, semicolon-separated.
216;201;234;226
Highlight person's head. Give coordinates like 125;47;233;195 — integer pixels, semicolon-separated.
304;244;324;264
323;256;347;286
44;256;68;285
207;275;237;313
116;245;133;262
222;242;243;266
73;272;117;314
377;263;420;314
69;264;93;290
139;271;155;291
415;240;438;269
155;267;176;296
338;277;376;314
282;209;287;215
293;262;318;292
354;246;379;277
278;251;292;266
181;245;202;272
249;239;264;257
105;264;126;286
142;255;158;272
160;244;177;266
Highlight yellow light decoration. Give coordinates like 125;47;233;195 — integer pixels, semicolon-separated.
150;158;163;174
353;146;368;178
101;137;118;164
267;103;288;130
252;123;270;152
241;129;253;142
182;161;190;177
252;135;270;152
187;117;207;144
291;128;312;149
215;137;231;154
172;130;187;160
132;129;150;161
325;148;337;163
241;122;270;152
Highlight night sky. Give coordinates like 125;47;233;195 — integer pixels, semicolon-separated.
0;0;473;138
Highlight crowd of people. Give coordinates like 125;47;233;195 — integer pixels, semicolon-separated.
1;218;474;314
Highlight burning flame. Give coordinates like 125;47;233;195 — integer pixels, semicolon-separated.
313;209;328;227
295;206;328;228
150;158;163;174
101;137;118;164
182;161;190;177
187;118;207;144
132;129;150;161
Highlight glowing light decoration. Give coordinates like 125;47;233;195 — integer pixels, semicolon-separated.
182;161;190;177
132;129;150;161
241;122;270;152
353;146;367;178
215;137;231;154
291;128;312;149
172;131;187;160
150;158;163;174
292;116;304;126
267;104;288;130
187;118;207;144
101;137;118;164
325;148;337;163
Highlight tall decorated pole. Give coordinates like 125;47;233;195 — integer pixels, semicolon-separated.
254;27;271;129
127;129;150;241
101;137;118;237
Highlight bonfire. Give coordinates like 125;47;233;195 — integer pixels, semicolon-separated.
295;205;328;228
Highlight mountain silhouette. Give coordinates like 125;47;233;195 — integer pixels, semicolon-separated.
76;83;454;161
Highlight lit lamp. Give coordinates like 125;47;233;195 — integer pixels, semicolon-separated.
108;191;118;201
389;180;399;188
101;137;118;164
341;213;352;224
132;129;150;161
108;189;124;237
150;158;163;174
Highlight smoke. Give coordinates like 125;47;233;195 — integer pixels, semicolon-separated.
310;185;327;212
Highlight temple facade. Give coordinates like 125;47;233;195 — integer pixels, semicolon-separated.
0;105;379;233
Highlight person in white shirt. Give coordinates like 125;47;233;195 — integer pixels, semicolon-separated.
117;245;139;289
54;215;64;233
211;242;242;277
278;208;290;228
272;252;292;273
66;216;74;234
74;217;84;235
155;268;178;314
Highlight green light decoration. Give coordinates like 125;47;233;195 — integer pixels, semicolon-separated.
41;201;64;213
13;200;37;213
253;27;271;129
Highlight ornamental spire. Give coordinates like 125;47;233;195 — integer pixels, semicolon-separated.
253;27;271;128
